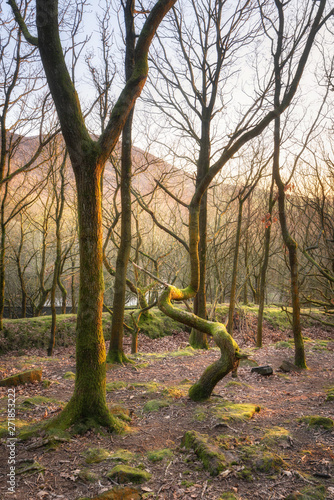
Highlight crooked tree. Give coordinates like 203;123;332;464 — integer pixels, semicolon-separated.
157;0;332;400
9;0;177;431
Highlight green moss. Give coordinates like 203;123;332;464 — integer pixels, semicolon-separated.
181;480;195;487
325;386;334;401
109;449;135;463
211;402;261;422
147;448;173;463
300;416;334;430
133;309;184;339
193;409;207;422
0;418;38;438
262;426;291;446
129;381;159;392
106;351;132;364
219;493;239;500
42;379;52;388
16;460;45;476
63;371;75;380
19;395;64;410
84;447;111;464
162;386;185;398
108;405;131;423
284;485;326;499
78;468;100;482
169;346;195;357
181;430;226;476
106;381;128;392
236;467;254;481
77;486;141;499
276;341;292;349
106;465;151;484
255;452;285;472
143;399;171;413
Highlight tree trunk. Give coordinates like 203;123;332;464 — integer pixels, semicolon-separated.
227;197;243;336
257;182;275;347
108;0;135;364
190;112;210;350
53;162;121;430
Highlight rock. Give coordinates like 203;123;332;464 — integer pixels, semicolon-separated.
279;360;301;373
106;465;151;484
251;365;273;376
77;486;141;500
0;369;42;387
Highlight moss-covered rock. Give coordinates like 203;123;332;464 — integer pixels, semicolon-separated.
77;468;99;482
147;448;173;462
0;369;42;387
84;447;110;464
262;426;292;446
142;399;171;413
109;449;135;463
181;430;226;476
106;464;151;484
211;402;260;422
62;371;75;380
77;486;141;499
255;452;285;472
106;381;128;392
300;416;334;430
19;395;64;410
325;386;334;402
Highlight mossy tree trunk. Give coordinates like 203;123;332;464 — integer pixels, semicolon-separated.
256;180;275;347
227;196;243;336
190;111;210;350
48;152;66;356
108;0;135;364
271;0;306;368
157;0;327;396
9;0;177;430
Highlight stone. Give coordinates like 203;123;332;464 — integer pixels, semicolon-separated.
251;365;273;376
0;369;42;387
279;360;301;372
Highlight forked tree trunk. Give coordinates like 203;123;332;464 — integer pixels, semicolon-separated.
159;205;241;401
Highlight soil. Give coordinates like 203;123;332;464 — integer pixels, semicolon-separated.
0;323;333;500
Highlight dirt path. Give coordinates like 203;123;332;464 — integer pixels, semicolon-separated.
0;326;333;500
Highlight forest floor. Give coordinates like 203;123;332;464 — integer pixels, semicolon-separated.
0;319;333;500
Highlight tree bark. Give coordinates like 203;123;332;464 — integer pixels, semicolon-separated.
108;0;135;364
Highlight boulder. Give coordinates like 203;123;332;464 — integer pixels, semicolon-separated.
0;369;42;387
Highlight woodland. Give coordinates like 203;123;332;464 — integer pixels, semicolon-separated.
0;0;334;499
